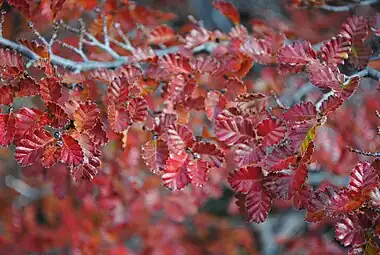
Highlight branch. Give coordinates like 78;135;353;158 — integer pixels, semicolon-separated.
347;146;380;157
0;33;217;72
319;0;379;12
349;67;380;81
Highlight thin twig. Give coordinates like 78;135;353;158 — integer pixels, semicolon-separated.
0;10;6;37
347;146;380;157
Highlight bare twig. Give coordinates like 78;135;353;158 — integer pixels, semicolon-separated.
347;146;380;157
349;67;380;81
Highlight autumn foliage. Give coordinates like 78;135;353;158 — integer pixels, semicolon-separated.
0;0;380;254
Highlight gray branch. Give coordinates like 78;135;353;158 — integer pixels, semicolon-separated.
0;36;217;72
319;0;379;12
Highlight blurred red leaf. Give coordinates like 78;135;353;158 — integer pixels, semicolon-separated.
212;1;240;25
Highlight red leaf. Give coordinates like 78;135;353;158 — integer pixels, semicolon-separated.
0;113;16;146
263;146;297;171
74;101;100;133
184;27;211;49
320;35;351;66
306;185;337;222
307;62;344;91
190;56;220;74
326;188;363;218
87;119;108;147
50;0;66;19
19;39;49;59
39;77;62;102
108;76;132;106
0;48;24;70
348;161;378;196
240;37;273;64
158;53;192;75
282;101;317;122
0;86;14;105
223;78;247;101
233;142;265;167
127;96;148;123
277;41;317;74
370;187;380;209
71;159;99;182
15;77;40;97
264;164;307;200
335;214;366;247
245;189;272;223
212;1;240;24
293;183;312;210
107;104;130;133
257;118;287;147
187;159;210;187
192;141;225;168
320;95;343;115
163;74;187;103
215;116;256;146
337;76;360;100
341;16;368;40
153;113;177;135
228;166;263;194
166;124;195;153
235;93;268;115
59;134;83;166
41;145;61;168
349;37;372;69
141;139;169;175
205;91;227;121
162;152;190;190
7;0;30;18
15;129;54;166
288;121;315;152
147;24;176;45
46;102;69;129
15;107;50;141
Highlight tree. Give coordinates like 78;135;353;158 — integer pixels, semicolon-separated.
0;0;379;254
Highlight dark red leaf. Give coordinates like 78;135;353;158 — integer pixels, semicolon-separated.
0;86;14;105
46;102;69;129
277;41;317;74
192;141;225;168
282;101;317;122
15;129;54;166
228;166;263;194
335;214;367;247
320;35;351;66
59;134;84;166
0;113;16;146
39;77;62;103
257;118;287;147
348;161;378;196
215;116;256;146
245;188;272;223
233;142;265;167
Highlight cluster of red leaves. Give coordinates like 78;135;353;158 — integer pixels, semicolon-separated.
1;0;380;254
